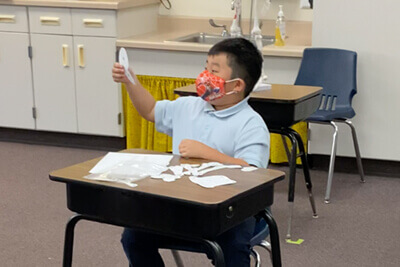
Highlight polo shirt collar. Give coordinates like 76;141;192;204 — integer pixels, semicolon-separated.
204;96;251;118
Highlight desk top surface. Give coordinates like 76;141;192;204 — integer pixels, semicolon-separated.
50;149;285;205
175;84;322;103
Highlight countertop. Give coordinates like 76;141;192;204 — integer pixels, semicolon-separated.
0;0;159;10
117;17;312;58
117;32;309;57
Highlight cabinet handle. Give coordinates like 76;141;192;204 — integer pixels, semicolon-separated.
40;16;60;25
62;45;69;67
0;15;16;23
83;19;103;28
77;45;85;68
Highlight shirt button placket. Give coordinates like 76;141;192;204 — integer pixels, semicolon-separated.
200;113;212;143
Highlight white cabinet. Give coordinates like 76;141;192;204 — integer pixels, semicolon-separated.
73;36;121;136
0;6;35;129
27;6;123;136
1;3;160;137
30;33;77;132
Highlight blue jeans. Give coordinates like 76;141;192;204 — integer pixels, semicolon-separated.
121;216;257;267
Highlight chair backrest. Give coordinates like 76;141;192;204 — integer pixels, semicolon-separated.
295;48;357;114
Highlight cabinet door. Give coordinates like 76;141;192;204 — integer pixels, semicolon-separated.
0;32;35;129
31;33;78;132
73;36;123;136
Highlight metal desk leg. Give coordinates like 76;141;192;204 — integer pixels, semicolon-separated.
63;214;86;267
271;128;297;239
288;128;318;218
63;214;225;267
201;240;225;267
284;131;297;239
259;210;282;267
63;214;111;267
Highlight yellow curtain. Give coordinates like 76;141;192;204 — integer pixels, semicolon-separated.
123;75;195;152
270;122;308;164
123;75;307;163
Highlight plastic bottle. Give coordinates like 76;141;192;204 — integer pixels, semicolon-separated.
274;5;286;46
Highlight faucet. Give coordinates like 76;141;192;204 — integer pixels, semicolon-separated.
230;0;242;37
209;19;229;37
250;0;270;39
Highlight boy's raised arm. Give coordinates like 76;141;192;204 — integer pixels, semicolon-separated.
112;63;155;122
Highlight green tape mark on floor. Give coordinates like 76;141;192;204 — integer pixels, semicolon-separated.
285;238;304;245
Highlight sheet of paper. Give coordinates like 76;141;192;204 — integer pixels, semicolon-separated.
189;175;236;188
89;152;173;174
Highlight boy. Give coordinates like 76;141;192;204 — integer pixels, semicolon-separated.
112;38;270;267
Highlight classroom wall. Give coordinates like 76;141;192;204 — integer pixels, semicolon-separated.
311;0;400;161
159;0;313;21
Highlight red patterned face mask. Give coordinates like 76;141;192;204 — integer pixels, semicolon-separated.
195;70;238;101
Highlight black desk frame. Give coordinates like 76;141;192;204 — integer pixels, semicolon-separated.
269;127;318;239
63;207;281;267
52;167;284;267
248;91;321;239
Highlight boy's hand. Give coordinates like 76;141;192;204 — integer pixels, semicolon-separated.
179;139;249;166
179;139;208;159
112;63;135;85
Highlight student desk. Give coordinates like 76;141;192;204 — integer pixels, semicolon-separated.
50;149;285;267
174;84;322;239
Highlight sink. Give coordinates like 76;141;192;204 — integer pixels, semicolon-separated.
167;32;275;47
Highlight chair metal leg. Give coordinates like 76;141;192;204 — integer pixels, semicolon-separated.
171;250;185;267
325;121;339;204
258;240;271;254
256;240;273;263
250;248;261;267
342;119;365;183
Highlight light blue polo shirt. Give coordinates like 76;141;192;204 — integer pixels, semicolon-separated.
155;96;270;168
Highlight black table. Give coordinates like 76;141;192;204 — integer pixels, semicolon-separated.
50;149;285;266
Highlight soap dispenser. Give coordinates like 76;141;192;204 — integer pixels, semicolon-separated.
274;5;286;46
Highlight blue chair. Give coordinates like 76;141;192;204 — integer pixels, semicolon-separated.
295;48;365;203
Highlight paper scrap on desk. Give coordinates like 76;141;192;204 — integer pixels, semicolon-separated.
197;164;242;176
169;165;184;176
151;173;182;182
84;173;140;187
241;166;258;172
90;152;173;174
85;152;173;186
189;175;236;188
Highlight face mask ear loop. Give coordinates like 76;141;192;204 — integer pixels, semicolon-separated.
225;90;238;96
224;78;242;95
225;78;241;83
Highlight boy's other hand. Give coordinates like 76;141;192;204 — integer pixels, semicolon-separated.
179;139;208;159
112;63;134;84
179;139;249;166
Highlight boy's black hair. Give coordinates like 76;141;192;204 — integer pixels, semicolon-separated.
208;38;262;97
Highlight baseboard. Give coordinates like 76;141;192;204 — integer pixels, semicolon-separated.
308;154;400;178
0;127;126;152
